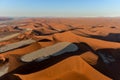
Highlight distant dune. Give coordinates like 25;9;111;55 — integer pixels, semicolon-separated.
0;17;13;21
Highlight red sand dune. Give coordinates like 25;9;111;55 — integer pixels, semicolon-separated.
1;18;120;80
53;31;120;49
14;56;111;80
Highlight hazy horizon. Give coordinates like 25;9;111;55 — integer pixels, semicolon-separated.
0;0;120;17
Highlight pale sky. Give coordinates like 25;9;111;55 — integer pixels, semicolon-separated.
0;0;120;17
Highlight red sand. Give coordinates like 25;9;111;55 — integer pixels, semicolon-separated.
1;18;120;80
14;56;111;80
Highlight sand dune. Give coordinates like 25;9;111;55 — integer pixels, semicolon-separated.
0;42;41;72
1;18;120;80
14;56;111;80
0;33;20;42
0;39;36;53
53;31;120;49
21;42;78;62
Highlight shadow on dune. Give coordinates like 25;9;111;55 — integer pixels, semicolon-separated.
31;27;85;36
1;75;21;80
94;48;120;80
38;39;52;42
89;33;120;42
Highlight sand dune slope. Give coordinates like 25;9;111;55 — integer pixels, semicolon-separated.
15;56;111;80
54;31;120;49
